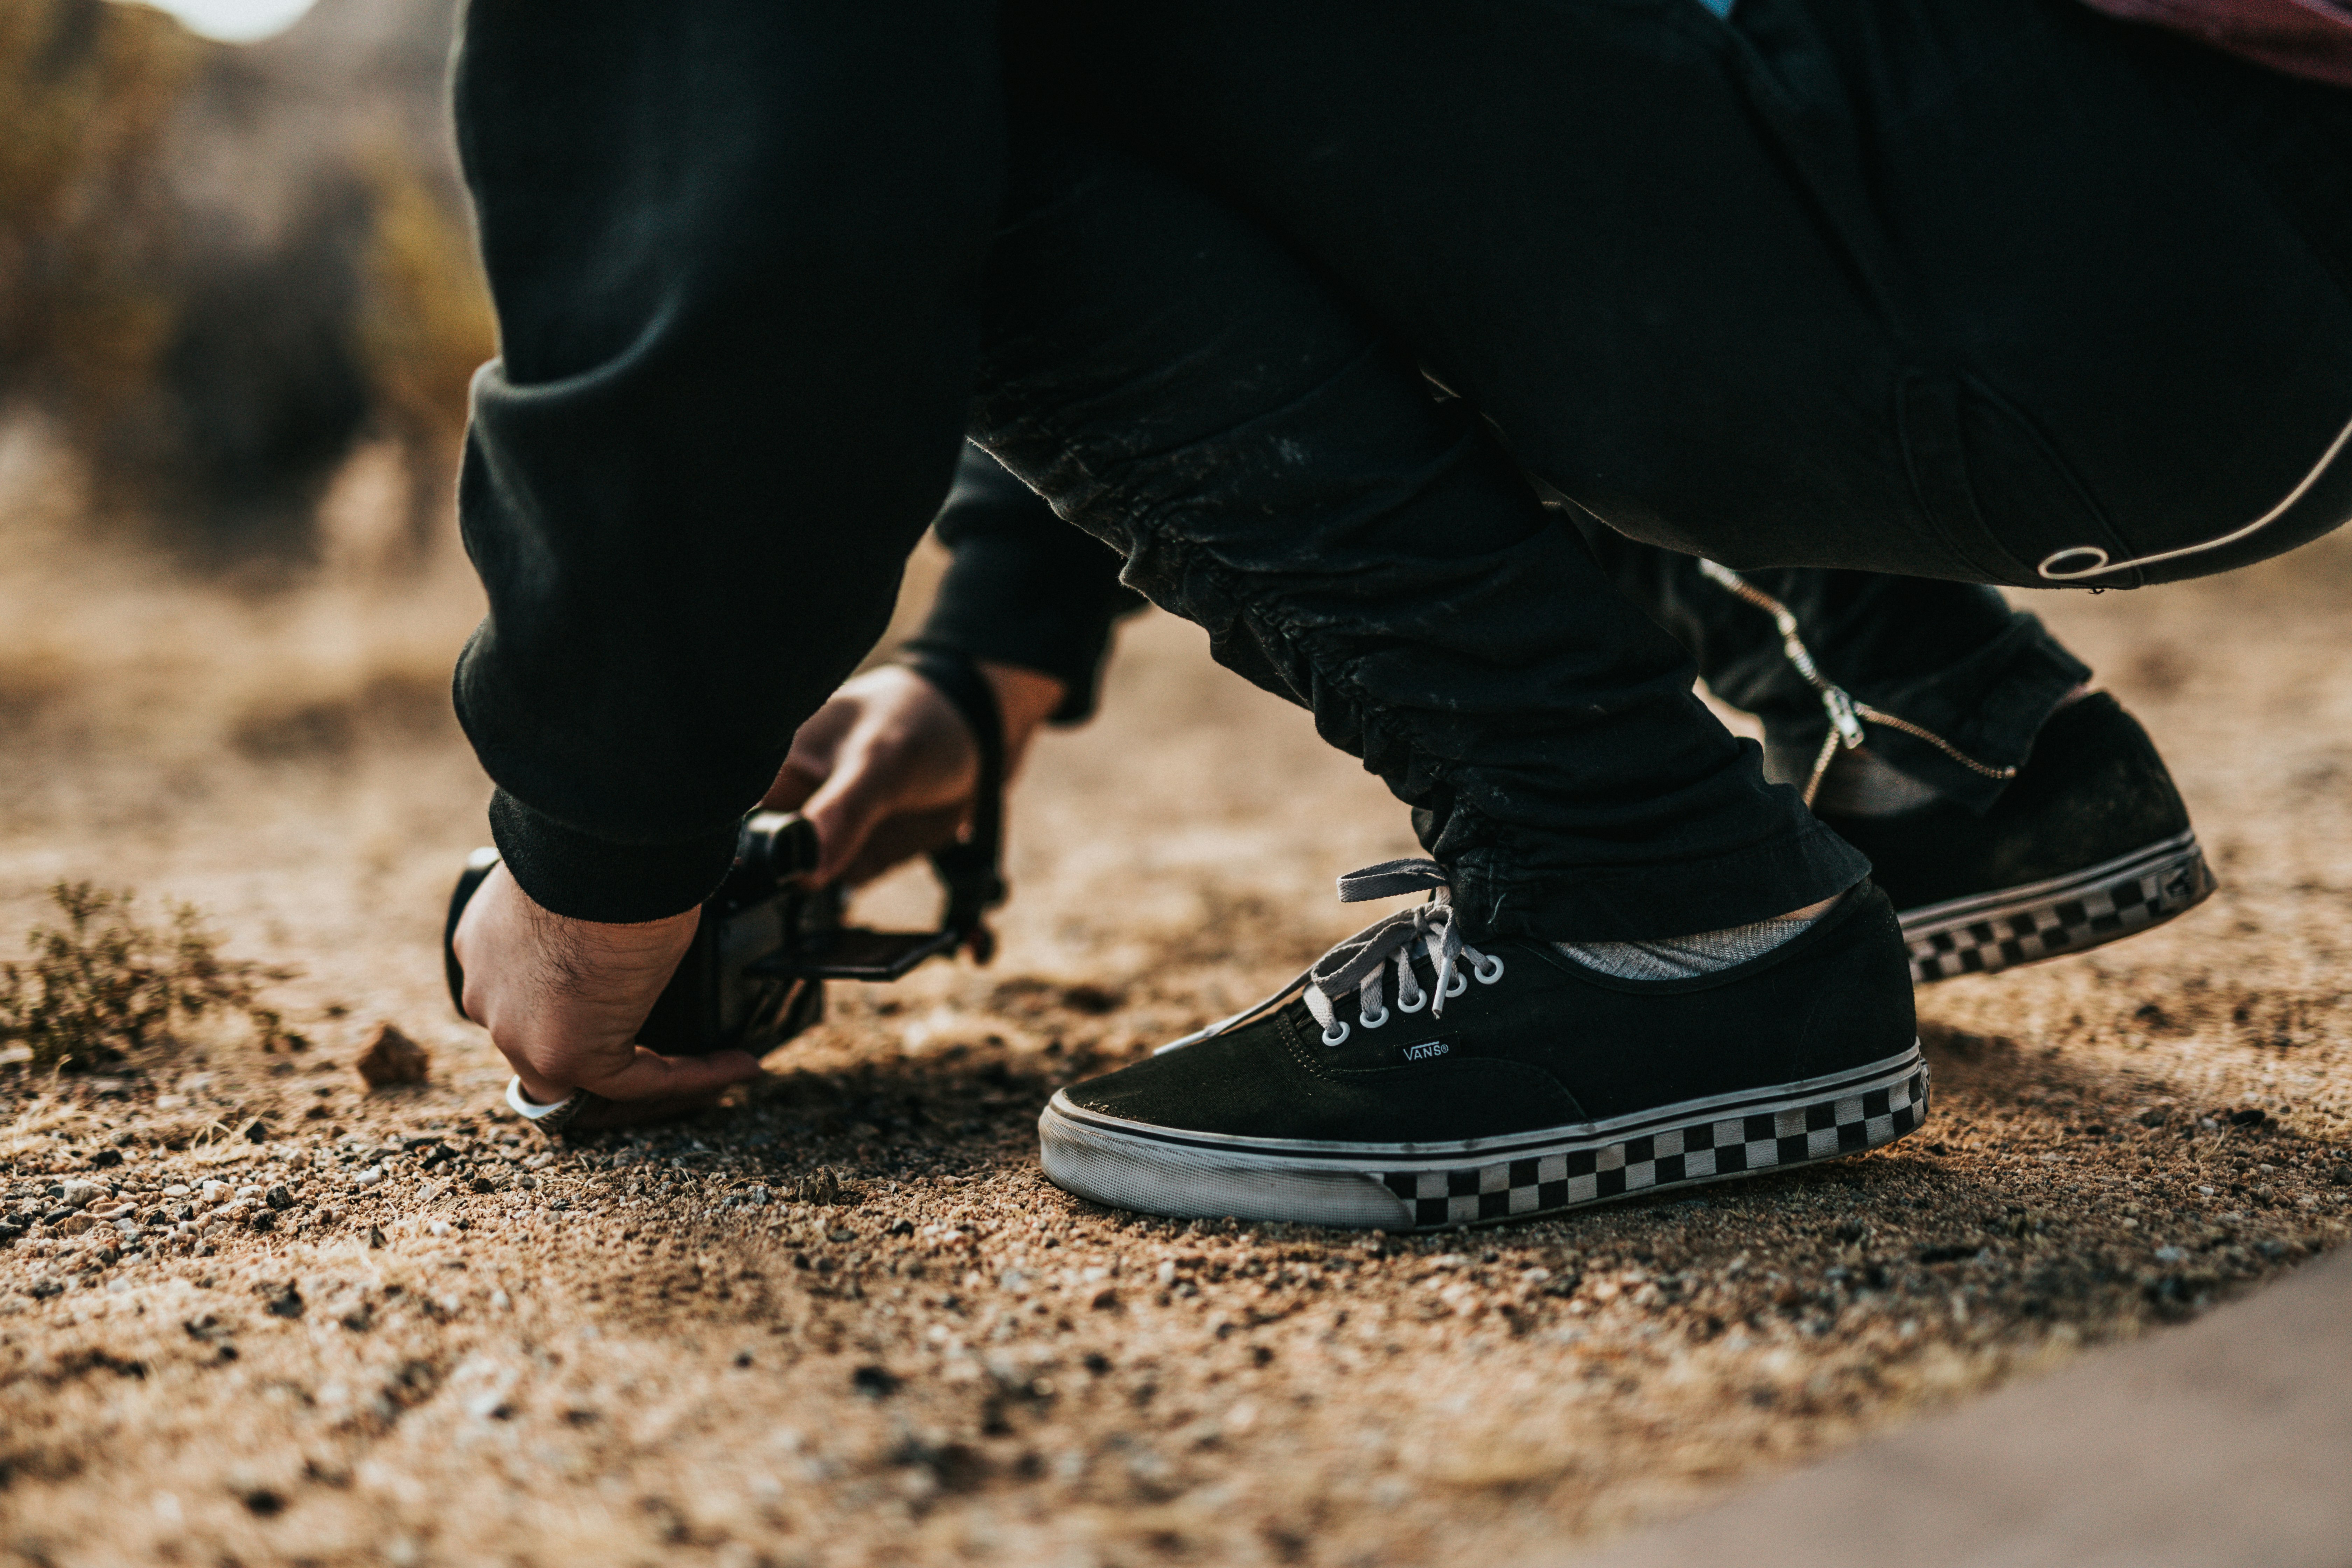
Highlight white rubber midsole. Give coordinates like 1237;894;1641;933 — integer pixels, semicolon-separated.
1899;830;2214;983
1040;1044;1927;1230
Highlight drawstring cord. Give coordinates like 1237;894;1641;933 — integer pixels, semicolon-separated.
1695;560;2017;807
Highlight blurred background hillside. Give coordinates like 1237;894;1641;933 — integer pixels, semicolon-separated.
1;0;484;572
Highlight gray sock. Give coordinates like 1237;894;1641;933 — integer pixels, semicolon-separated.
1557;899;1837;981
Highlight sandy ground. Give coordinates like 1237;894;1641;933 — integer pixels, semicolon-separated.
1;424;2348;1568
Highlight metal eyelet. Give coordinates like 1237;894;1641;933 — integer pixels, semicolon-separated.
1321;1020;1351;1047
1395;987;1428;1014
1359;1006;1390;1030
1473;954;1505;985
1443;969;1469;999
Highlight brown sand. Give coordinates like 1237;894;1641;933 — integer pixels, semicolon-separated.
1;426;2347;1567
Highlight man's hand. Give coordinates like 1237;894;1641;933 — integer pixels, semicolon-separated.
764;660;1065;887
451;862;761;1128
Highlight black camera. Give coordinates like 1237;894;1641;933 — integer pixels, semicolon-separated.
442;650;1007;1069
442;808;1001;1059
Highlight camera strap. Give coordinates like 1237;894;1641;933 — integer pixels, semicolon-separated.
896;646;1008;963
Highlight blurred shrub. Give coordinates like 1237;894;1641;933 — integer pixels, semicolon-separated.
0;0;204;444
0;881;297;1069
354;143;497;552
0;0;493;567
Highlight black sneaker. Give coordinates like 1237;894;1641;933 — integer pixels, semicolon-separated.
1038;861;1924;1230
1817;693;2216;984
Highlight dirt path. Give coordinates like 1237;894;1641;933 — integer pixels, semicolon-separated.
2;436;2347;1567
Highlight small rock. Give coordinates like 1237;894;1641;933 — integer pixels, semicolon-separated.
354;1024;430;1090
2230;1108;2270;1129
797;1168;853;1206
56;1180;101;1211
365;1225;387;1250
851;1365;902;1399
353;1167;385;1188
238;1119;270;1145
88;1149;124;1169
264;1185;295;1211
260;1282;304;1319
469;1175;500;1195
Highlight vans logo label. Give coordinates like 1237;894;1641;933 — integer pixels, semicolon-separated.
1403;1040;1449;1061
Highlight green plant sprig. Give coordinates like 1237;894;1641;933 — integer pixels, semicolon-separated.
0;882;298;1069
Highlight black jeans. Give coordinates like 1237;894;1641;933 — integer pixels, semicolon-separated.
923;447;2090;813
971;128;1865;941
961;0;2352;938
1010;0;2352;589
1573;538;2088;809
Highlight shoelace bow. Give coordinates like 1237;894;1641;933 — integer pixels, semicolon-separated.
1156;858;1505;1055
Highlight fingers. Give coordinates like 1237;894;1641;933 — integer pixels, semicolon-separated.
838;802;969;886
760;758;824;812
451;862;704;1104
799;758;906;884
546;1048;767;1133
797;677;979;883
574;1046;763;1104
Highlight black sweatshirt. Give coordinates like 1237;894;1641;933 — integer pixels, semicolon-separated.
451;4;1008;923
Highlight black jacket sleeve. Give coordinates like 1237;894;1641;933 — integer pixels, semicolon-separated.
905;445;1146;725
449;3;1005;923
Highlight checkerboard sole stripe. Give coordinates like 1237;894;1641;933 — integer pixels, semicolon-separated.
1379;1063;1927;1228
1900;831;2214;985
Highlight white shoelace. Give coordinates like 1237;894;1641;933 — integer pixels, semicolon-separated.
1157;858;1505;1054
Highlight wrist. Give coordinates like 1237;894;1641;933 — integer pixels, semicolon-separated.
976;660;1066;775
486;790;736;924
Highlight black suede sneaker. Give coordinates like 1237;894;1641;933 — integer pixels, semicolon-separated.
1818;693;2216;984
1039;861;1924;1230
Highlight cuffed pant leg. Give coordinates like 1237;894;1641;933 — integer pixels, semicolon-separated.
970;135;1865;941
1574;530;2089;813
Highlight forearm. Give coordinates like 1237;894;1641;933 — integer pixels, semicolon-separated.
909;445;1144;725
451;1;1007;923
